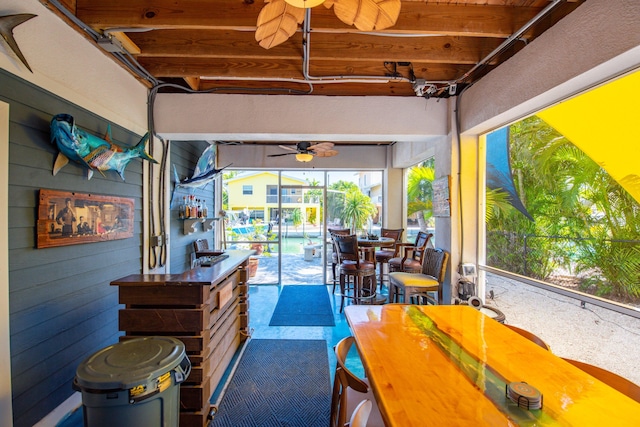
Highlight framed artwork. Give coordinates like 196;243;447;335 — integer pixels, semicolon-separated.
432;176;451;217
37;189;134;248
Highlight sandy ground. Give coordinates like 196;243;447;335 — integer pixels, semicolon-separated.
484;272;640;386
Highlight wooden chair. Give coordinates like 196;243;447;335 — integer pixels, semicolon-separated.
388;231;432;274
562;358;640;403
504;324;551;351
346;400;372;427
389;247;449;304
191;239;221;267
335;234;377;312
329;228;352;293
373;228;403;290
330;337;384;427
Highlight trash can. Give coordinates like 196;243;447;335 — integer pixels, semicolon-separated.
74;336;191;427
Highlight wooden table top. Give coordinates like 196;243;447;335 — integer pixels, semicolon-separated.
357;236;395;247
344;304;640;426
110;250;253;286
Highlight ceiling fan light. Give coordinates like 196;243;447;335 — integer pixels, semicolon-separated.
295;153;314;162
284;0;325;8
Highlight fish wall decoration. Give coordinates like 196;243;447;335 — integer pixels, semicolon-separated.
50;113;157;181
0;13;36;72
171;144;231;205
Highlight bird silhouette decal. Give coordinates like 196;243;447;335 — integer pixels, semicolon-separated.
0;13;36;72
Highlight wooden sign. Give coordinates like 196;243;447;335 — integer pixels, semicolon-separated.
37;189;134;248
432;176;451;217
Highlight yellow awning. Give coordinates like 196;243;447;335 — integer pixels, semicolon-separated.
537;70;640;203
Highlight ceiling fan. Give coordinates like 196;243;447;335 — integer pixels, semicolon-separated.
255;0;401;49
267;141;339;162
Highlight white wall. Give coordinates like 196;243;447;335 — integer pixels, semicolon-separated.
154;94;448;143
217;144;388;169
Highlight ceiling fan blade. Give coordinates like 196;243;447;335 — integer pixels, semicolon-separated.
309;142;335;152
279;145;298;152
268;152;296;157
313;149;339;158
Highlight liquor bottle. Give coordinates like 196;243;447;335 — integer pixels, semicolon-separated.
202;200;208;218
179;196;186;219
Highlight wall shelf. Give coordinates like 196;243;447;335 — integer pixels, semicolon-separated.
182;217;220;235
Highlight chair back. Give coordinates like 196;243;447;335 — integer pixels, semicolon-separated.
562;358;640;403
331;337;369;427
329;227;351;235
380;228;403;241
380;228;404;255
347;399;372;427
409;231;432;263
504;324;551;351
421;248;449;283
193;239;210;252
334;234;362;266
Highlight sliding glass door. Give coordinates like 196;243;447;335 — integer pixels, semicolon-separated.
221;170;383;285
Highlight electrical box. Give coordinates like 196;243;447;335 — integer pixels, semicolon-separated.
458;263;477;278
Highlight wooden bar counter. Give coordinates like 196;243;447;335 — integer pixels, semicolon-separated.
110;250;253;427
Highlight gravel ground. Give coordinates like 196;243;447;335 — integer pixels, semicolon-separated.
484;272;640;386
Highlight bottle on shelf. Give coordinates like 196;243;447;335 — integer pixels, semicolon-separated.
179;196;186;219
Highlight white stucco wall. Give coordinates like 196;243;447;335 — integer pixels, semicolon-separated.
154;94;447;143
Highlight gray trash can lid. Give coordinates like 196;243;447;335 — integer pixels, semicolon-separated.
75;336;187;390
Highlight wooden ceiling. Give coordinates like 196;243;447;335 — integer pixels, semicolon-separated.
44;0;585;97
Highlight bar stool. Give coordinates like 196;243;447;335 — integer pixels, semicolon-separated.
334;234;377;312
374;228;403;291
388;231;432;274
329;228;351;293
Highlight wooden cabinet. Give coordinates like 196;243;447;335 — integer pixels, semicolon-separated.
111;250;252;427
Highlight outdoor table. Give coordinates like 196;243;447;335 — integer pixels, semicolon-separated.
356;236;395;248
356;236;395;263
344;304;640;427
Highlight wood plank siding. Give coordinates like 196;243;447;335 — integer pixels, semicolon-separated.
2;69;145;427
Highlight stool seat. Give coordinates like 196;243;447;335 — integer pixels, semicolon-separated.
388;258;422;273
335;234;379;312
374;250;396;262
389;272;439;303
389;248;449;305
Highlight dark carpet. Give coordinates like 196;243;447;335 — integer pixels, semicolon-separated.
269;285;335;326
209;339;332;427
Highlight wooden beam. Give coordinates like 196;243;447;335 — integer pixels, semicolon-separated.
129;30;503;65
137;56;469;82
193;79;418;96
76;0;543;38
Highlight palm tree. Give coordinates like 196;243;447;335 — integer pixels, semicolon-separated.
487;116;640;301
342;189;377;234
407;159;435;231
